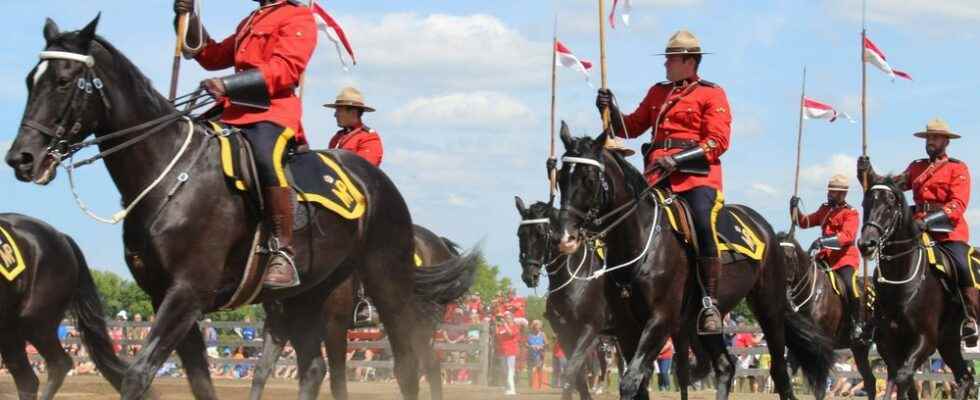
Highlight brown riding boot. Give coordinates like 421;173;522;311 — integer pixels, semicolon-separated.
697;257;723;335
262;187;300;289
961;287;979;347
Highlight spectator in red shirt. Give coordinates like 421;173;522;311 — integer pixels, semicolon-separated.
657;338;675;391
495;312;520;396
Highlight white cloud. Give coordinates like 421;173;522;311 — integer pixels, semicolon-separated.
800;153;857;190
388;91;534;129
751;183;778;196
447;194;474;208
732;113;764;137
828;0;980;25
321;13;548;90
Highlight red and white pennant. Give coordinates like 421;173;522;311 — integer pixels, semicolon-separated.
555;40;593;86
312;1;356;69
863;37;911;81
803;97;854;123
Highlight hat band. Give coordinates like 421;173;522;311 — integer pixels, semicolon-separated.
828;186;849;191
664;46;702;54
334;99;366;107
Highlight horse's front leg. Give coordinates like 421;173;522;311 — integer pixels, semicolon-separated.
619;311;672;400
895;334;935;400
564;324;598;400
249;304;288;400
122;283;207;400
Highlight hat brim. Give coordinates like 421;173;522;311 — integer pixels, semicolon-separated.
656;51;713;56
913;131;960;139
323;103;376;113
827;187;849;192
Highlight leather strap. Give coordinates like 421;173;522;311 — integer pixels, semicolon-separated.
652;138;698;150
916;203;944;214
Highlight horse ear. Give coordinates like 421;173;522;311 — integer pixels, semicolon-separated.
594;131;609;152
43;18;60;44
78;13;101;44
514;196;528;217
560;121;573;150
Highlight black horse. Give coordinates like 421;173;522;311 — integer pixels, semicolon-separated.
778;232;877;400
0;213;129;400
5;17;478;400
554;125;833;400
857;178;974;400
249;224;462;400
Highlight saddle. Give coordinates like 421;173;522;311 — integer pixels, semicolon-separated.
206;122;368;310
921;233;980;291
0;223;26;282
652;188;766;265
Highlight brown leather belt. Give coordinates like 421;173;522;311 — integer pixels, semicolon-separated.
916;203;944;213
652;138;698;150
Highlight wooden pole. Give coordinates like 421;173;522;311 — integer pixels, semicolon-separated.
598;0;611;133
549;14;558;203
169;13;188;101
859;0;870;329
789;66;806;237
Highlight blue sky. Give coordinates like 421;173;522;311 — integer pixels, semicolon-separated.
2;1;979;293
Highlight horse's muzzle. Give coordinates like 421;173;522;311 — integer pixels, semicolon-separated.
521;268;540;288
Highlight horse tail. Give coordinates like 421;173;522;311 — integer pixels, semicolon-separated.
440;237;462;256
412;246;482;319
66;236;129;392
784;306;835;391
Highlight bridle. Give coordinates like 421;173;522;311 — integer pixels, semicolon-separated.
559;154;656;241
862;184;925;285
517;217;563;275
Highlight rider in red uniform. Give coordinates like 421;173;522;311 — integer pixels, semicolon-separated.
791;174;863;341
175;0;316;288
324;87;383;166
858;117;975;345
595;30;732;335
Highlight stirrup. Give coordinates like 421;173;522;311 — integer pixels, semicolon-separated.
961;319;978;342
262;238;300;289
697;297;722;335
353;298;379;327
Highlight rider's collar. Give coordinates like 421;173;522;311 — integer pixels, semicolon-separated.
673;75;700;87
928;153;948;163
342;122;364;134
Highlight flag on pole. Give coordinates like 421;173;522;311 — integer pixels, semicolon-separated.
803;97;855;123
609;0;632;28
312;1;356;69
863;37;911;81
555;40;593;86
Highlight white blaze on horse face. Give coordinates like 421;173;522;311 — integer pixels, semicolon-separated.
32;61;49;86
558;229;580;255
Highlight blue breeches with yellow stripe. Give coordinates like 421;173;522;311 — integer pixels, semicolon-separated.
238;121;294;188
678;186;724;258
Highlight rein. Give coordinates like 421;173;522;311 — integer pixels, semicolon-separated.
782;241;821;312
863;185;926;285
28;49;216;224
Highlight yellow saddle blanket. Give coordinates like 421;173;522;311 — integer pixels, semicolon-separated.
654;189;766;262
0;224;27;281
212;122;366;220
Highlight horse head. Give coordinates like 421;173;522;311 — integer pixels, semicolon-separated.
858;177;912;258
554;122;617;255
6;16;108;184
777;232;808;286
515;196;560;288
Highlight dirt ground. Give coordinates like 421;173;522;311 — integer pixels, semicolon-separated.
0;375;813;399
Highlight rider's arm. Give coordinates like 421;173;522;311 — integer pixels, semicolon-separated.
356;133;383;167
942;163;971;225
837;208;859;247
697;87;732;163
797;204;828;229
194;33;236;70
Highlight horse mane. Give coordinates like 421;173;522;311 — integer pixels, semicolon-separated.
527;201;555;219
607;148;648;199
89;35;169;110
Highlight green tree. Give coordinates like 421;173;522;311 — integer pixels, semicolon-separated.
469;254;513;304
91;269;153;318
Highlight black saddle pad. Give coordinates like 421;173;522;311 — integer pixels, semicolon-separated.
210;123;366;220
715;207;766;261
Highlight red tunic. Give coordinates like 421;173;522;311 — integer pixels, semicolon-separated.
796;203;860;270
617;77;732;192
328;125;383;167
900;156;971;243
193;1;316;143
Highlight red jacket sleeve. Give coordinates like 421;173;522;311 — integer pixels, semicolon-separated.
620;87;657;139
194;34;236;71
356;134;383;167
256;10;317;96
943;163;971;224
698;88;732;162
797;204;829;229
838;208;859;247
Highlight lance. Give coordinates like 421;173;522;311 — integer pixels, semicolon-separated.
548;13;558;205
169;12;189;101
859;0;870;328
789;66;806;238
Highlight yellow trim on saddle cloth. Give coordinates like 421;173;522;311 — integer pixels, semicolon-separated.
415;253;424;267
272;128;296;188
295;153;366;220
717;210;766;261
210;122;248;191
0;226;27;282
968;246;980;289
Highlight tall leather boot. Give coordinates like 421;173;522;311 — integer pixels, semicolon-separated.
262;187;299;289
961;287;979;347
697;257;723;335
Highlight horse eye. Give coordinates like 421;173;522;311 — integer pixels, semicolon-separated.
57;77;72;87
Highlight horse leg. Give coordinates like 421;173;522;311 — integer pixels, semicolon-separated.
852;344;878;400
249;306;287;400
121;286;204;400
564;326;598;400
703;334;736;400
673;334;691;400
324;309;350;400
0;329;39;400
936;335;974;400
358;260;421;400
752;308;797;400
420;322;443;400
895;335;934;400
284;298;328;400
619;314;670;400
26;325;73;400
166;321;215;400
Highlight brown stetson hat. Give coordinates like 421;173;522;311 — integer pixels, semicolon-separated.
323;87;375;112
827;174;849;192
657;30;712;56
913;117;960;139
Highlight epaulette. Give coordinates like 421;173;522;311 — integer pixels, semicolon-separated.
286;0;304;6
912;158;929;164
363;125;375;133
949;158;963;164
698;80;719;88
654;81;672;87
